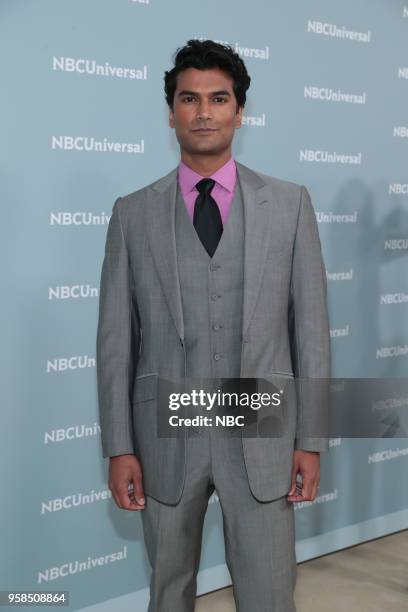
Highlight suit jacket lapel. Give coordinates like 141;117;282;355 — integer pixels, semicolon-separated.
145;161;274;343
236;162;273;339
146;167;185;341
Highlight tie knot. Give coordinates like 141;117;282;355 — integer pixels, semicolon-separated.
196;178;215;195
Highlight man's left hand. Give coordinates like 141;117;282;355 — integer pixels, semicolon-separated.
287;450;320;502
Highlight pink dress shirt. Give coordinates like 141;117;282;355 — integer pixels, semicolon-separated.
177;157;237;226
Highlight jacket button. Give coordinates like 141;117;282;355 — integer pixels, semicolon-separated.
213;353;223;361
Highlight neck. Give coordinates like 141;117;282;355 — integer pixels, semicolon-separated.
180;149;232;177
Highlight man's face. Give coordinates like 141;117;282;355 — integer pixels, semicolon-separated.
169;67;243;156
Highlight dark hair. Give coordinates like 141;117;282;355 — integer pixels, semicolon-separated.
164;39;251;111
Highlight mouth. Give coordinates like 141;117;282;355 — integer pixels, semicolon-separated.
192;128;218;133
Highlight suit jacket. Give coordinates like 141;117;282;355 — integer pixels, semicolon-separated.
96;161;331;503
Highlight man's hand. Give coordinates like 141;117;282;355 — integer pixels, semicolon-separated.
108;454;146;511
287;450;320;503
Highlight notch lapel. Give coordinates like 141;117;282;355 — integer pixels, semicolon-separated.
146;167;185;341
236;162;274;339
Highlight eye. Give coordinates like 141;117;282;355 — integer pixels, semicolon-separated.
182;95;196;103
213;97;227;103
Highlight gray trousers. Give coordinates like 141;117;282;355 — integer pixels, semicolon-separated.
141;427;297;612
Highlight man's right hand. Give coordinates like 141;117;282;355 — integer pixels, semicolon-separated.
108;454;146;511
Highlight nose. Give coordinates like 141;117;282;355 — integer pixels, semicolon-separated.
197;99;212;121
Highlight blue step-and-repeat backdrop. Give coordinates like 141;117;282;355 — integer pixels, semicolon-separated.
1;1;407;610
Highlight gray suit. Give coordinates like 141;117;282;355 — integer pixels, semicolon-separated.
96;161;330;610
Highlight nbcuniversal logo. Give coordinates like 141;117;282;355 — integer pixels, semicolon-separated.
51;136;145;153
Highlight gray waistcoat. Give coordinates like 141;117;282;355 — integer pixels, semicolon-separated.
175;178;245;379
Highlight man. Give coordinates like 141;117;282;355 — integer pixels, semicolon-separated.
96;39;330;612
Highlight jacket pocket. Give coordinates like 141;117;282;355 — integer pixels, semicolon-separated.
267;370;294;377
132;372;158;403
259;371;295;393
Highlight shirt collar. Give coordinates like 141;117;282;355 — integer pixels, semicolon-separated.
178;157;236;196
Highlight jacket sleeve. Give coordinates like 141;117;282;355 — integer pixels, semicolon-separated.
288;185;331;452
96;197;139;458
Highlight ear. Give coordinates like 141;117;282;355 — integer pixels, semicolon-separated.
169;107;175;128
235;105;244;129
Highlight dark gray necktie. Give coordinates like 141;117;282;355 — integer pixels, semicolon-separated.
193;178;223;257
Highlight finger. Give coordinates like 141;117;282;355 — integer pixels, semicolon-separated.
287;475;309;502
287;463;298;496
132;474;146;506
128;485;145;510
117;484;142;511
287;484;306;502
287;494;304;503
290;477;320;503
299;473;314;500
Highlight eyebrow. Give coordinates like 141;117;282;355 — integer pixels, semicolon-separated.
177;90;231;97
